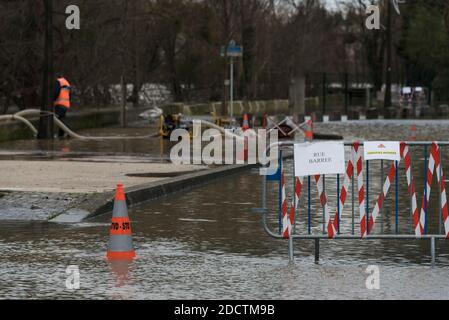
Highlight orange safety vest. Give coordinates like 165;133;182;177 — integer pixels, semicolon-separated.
54;77;71;108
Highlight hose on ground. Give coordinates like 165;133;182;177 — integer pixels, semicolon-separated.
1;109;272;141
0;114;38;137
0;109;158;140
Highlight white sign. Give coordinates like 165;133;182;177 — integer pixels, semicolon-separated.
364;141;400;161
402;87;412;94
294;142;346;177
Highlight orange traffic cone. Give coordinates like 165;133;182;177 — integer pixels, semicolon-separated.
410;124;417;141
107;183;136;260
305;119;313;142
242;114;250;131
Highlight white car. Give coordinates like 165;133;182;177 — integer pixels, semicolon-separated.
139;107;163;121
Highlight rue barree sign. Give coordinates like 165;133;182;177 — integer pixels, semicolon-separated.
294;142;346;177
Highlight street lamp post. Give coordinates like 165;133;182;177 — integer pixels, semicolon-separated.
230;56;234;118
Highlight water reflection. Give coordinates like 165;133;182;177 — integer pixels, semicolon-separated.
108;260;134;300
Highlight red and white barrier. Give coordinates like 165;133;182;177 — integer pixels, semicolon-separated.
315;174;336;238
418;144;438;236
281;157;303;239
354;143;366;238
331;142;364;235
281;141;449;239
366;161;397;237
294;177;303;210
401;142;448;237
400;143;422;236
281;159;289;238
285;177;303;239
311;143;365;239
422;143;449;238
366;142;449;238
435;146;449;238
332;155;353;232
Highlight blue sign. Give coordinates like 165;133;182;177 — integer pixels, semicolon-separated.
221;42;243;58
266;156;281;182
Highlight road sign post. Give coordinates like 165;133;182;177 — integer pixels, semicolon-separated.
221;40;243;119
230;56;234;118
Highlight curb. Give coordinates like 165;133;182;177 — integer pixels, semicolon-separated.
50;163;257;223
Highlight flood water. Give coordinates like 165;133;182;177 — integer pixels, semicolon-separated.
2;120;449;299
0;123;172;162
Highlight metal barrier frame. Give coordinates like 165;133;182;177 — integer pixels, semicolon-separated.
254;141;449;266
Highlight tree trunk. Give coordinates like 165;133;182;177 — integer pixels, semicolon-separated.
38;0;54;140
131;0;140;108
121;75;127;127
384;0;393;114
240;0;257;100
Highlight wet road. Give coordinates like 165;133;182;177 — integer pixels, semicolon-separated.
0;123;171;162
1;120;449;299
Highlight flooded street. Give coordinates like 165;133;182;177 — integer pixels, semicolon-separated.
0;124;172;162
2;120;449;299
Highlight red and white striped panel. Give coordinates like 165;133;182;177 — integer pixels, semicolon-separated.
331;143;364;234
409;142;449;237
282;167;303;238
417;143;439;236
294;177;303;210
365;161;398;237
281;160;290;238
353;143;366;238
366;142;449;238
400;142;422;236
331;149;354;232
315;174;337;238
286;177;303;239
312;143;364;239
431;143;449;238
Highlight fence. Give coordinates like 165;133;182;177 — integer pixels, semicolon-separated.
255;140;449;266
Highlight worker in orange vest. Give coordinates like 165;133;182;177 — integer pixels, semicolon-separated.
54;75;71;138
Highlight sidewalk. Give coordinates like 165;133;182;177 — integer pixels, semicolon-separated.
0;159;255;222
0;159;205;221
0;160;205;193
